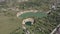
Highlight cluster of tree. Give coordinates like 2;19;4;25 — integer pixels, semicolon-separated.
19;0;50;11
10;9;60;34
0;0;51;11
29;10;60;34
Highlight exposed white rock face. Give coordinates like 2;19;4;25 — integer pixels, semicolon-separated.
22;18;34;25
22;18;34;30
17;0;28;2
22;26;26;29
17;10;38;17
26;30;30;34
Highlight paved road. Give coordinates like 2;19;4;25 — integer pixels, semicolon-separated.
50;24;60;34
56;27;60;34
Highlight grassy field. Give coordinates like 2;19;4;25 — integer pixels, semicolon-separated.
0;9;23;34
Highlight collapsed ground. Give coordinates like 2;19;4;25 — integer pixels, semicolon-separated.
0;0;60;34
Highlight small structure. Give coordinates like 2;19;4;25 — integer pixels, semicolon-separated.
52;4;56;10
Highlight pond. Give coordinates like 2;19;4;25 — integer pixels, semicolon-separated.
25;21;32;26
19;12;47;18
